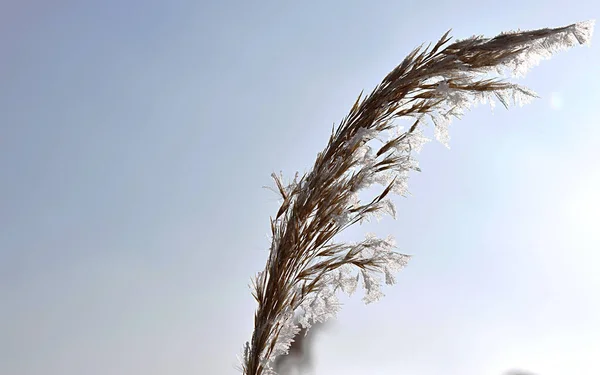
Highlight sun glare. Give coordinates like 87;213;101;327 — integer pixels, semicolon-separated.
549;91;564;110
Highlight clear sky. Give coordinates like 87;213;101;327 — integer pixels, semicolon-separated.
1;1;599;375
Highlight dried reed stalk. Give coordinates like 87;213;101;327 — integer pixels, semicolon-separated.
239;20;595;375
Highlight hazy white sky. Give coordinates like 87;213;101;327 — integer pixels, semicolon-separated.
1;1;599;375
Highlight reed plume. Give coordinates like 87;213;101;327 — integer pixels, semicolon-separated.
239;20;595;375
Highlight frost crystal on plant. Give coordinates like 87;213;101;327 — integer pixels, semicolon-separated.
500;20;595;77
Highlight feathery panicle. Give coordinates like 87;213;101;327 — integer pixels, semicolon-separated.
240;20;594;375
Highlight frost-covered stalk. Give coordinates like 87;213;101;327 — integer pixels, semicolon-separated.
239;21;594;375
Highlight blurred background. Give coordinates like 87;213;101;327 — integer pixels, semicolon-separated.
1;1;599;375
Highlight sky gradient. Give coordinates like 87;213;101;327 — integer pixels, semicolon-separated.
1;1;599;375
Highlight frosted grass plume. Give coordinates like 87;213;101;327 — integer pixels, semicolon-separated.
238;20;594;375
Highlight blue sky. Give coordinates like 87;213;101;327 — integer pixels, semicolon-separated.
1;1;599;375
